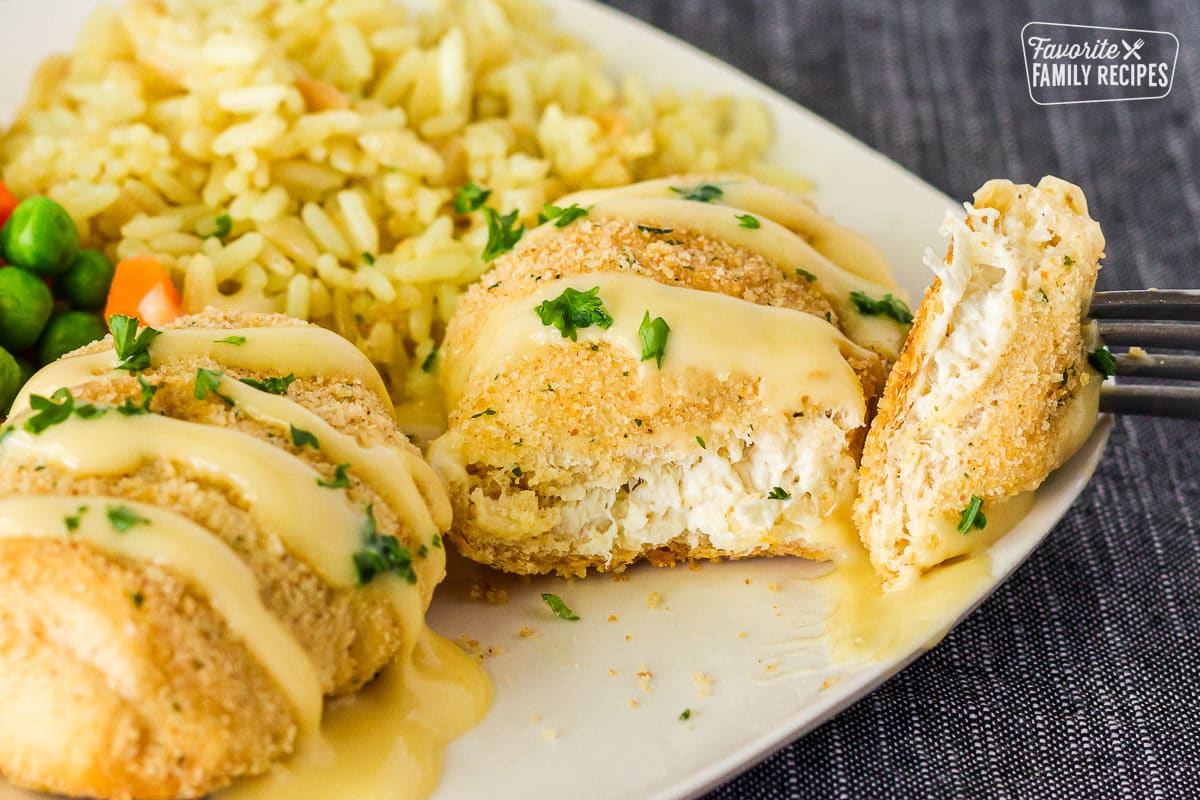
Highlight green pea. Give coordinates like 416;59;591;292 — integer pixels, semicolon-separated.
14;355;34;387
0;346;22;416
59;249;115;310
0;196;80;277
0;266;54;352
36;311;108;366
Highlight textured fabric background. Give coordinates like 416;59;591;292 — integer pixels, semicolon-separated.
593;1;1200;798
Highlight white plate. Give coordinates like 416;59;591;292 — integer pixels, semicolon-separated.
0;2;1112;799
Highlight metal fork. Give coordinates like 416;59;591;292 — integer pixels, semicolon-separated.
1089;289;1200;420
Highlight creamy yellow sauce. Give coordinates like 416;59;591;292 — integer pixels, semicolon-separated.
221;628;492;800
520;196;906;358
820;492;1035;662
3;412;368;588
444;271;873;425
0;494;324;731
1;321;492;800
9;325;393;417
558;177;901;291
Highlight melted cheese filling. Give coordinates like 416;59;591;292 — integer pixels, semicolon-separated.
1;322;490;800
445;272;873;426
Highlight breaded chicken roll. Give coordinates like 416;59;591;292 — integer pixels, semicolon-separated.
432;177;910;576
0;310;449;799
855;177;1106;589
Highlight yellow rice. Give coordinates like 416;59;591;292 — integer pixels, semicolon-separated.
0;0;777;426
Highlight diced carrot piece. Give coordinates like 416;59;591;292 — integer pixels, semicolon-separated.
105;256;184;327
0;181;17;231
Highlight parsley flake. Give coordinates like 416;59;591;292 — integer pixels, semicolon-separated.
1063;255;1075;266
64;505;88;533
696;435;706;449
795;268;817;282
679;709;692;721
470;408;497;419
352;505;416;585
213;213;233;239
290;425;319;449
956;495;988;535
421;350;438;373
670;183;724;203
638;224;673;234
24;388;75;434
118;376;158;416
535;286;613;341
194;368;234;406
317;462;352;489
239;373;296;395
638;311;670;369
432;533;443;549
1087;347;1116;378
849;291;914;325
767;486;791;500
481;207;525;262
107;504;150;533
735;213;760;229
131;592;145;608
454;182;492;213
539;202;590;228
214;335;246;346
541;592;580;621
361;251;375;265
109;315;162;373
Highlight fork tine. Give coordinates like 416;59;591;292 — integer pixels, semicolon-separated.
1089;289;1200;320
1094;320;1200;349
1100;385;1200;419
1113;353;1200;380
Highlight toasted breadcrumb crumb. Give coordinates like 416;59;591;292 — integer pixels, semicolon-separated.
691;672;714;697
646;592;661;609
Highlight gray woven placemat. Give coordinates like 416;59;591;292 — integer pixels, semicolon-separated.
597;1;1200;797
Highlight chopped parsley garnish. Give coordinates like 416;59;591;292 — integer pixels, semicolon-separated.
131;591;145;608
421;349;438;373
670;183;723;203
75;403;106;419
735;213;760;229
956;495;987;535
1063;255;1075;266
239;373;296;395
213;213;233;239
432;533;443;549
118;376;158;415
418;544;429;558
634;418;643;427
361;251;375;265
1087;347;1117;378
470;408;497;419
638;311;670;369
110;315;162;373
696;435;706;449
453;182;491;213
541;592;580;621
107;504;150;533
539;202;590;228
849;291;914;325
25;388;75;434
352;505;416;585
511;465;524;478
64;505;88;533
290;425;319;449
481;207;525;262
795;268;817;282
535;286;613;341
638;224;673;234
1037;288;1050;303
679;709;692;721
194;368;234;406
767;487;791;500
214;335;246;346
317;462;352;489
